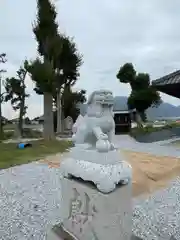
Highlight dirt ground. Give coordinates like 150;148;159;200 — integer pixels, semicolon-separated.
40;150;180;197
123;150;180;197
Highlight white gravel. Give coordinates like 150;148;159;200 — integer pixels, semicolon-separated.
133;177;180;240
0;162;62;240
1;161;180;240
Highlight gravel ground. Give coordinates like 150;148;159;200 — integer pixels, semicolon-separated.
114;135;180;157
0;162;62;240
1;161;180;240
133;177;180;240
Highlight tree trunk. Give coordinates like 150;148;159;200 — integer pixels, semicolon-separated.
0;102;2;138
56;89;62;134
136;111;143;128
0;106;2;138
43;92;54;140
18;97;25;138
129;110;133;123
0;77;3;138
61;110;65;132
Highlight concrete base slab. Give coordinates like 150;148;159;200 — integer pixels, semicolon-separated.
46;223;75;240
46;223;142;240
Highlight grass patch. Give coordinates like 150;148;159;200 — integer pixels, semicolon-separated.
168;140;180;147
130;123;180;137
3;124;16;130
0;139;73;170
22;128;42;138
0;128;43;142
130;125;162;136
0;131;14;141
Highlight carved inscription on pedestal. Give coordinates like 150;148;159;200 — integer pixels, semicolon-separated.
65;188;98;239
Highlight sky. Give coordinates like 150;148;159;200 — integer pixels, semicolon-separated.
1;0;180;119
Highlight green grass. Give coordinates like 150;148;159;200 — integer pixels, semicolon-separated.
168;140;180;147
3;124;16;130
0;128;43;141
0;139;73;170
130;125;162;136
130;123;180;137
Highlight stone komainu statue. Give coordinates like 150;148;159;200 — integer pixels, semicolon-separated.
72;90;115;152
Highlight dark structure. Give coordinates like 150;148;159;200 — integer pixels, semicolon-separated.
113;110;136;134
79;96;136;134
114;111;131;134
152;70;180;98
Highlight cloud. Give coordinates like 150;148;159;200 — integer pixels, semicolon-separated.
1;0;180;118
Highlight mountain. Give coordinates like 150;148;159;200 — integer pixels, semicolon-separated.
113;96;180;120
79;96;180;120
146;103;180;120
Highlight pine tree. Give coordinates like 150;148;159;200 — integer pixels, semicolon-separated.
28;0;61;140
117;63;161;128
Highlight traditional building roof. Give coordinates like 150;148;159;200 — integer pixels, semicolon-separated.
152;70;180;98
152;70;180;86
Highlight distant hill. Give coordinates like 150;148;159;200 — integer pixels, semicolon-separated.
79;96;180;120
146;103;180;120
33;97;180;121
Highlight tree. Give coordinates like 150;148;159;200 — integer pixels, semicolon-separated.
53;88;86;132
0;53;7;138
27;0;61;140
116;63;161;127
28;0;83;138
62;87;86;120
53;35;83;133
4;61;29;137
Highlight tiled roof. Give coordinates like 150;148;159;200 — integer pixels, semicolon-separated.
152;70;180;86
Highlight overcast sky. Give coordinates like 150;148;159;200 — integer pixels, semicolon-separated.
1;0;180;119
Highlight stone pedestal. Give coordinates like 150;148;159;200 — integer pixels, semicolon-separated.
47;176;132;240
59;147;132;194
46;89;133;239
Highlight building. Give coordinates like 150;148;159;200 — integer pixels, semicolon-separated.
113;109;136;134
79;96;136;134
33;116;44;124
10;118;19;125
152;70;180;98
1;116;10;125
113;97;136;134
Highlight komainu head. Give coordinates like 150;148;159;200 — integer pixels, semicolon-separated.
87;90;114;117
